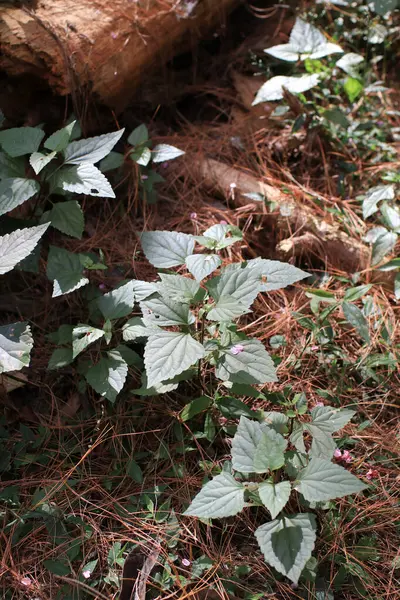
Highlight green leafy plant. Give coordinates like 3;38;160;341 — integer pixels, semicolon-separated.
184;408;367;585
48;224;309;401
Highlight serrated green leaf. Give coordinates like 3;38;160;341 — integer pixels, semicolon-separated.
0;152;26;178
295;458;367;502
371;231;397;266
131;279;158;302
181;396;212;421
72;325;104;359
140;295;194;326
186;253;221;281
290;421;306;453
85;350;128;402
231;416;270;473
29;151;56;174
0;127;45;157
255;514;317;584
144;331;205;388
0;223;49;275
0;178;40;216
378;257;400;271
207;295;250;322
207;264;261;308
44;121;76;152
253;428;287;472
63;129;124;165
47;324;74;345
263;412;289;434
0;322;33;373
49;201;84;239
122;317;157;341
46;246;88;297
152;144;185;163
217;396;256;419
131;146;151;166
344;77;364;103
114;344;142;367
141;230;194;268
308;431;336;459
47;348;74;370
309;406;356;433
158;273;200;302
258;481;291;519
197;224;243;250
362;184;395;219
381;203;400;232
99;151;124;173
57;164;115;198
184;472;245;518
127;124;149;147
247;258;310;291
97;281;135;320
342;302;370;343
215;338;277;385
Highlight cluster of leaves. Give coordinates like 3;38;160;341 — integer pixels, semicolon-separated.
48;224;309;401
185;407;367;585
0;121;185;378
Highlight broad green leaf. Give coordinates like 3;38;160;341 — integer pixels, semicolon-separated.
372;231;397;266
0;322;33;373
215;338;277;385
72;325;105;358
131;146;151;166
295;458;367;502
381;202;400;232
207;265;262;308
152;144;185;163
371;0;398;16
127;459;143;483
247;258;310;291
63;129;124;165
184;472;245;518
207;295;250;322
99;151;124;173
290;421;306;453
309;406;355;433
47;324;73;345
44;121;76;152
144;331;205;388
131;280;158;302
49;201;84;239
263;412;289;434
43;559;71;576
186;253;221;281
344;77;364;103
97;281;135;320
158;273;200;303
181;396;212;421
46;246;89;297
0;178;40;216
0;223;49;275
258;481;291;519
253;428;287;472
336;52;364;77
344;284;373;301
196;224;243;250
0;152;25;178
255;514;317;584
378;257;400;271
395;274;400;301
362;184;395;219
253;74;320;104
342;302;370;343
128;124;149;147
114;344;142;367
231;416;269;473
47;348;74;370
85;350;128;402
217;396;256;419
141;295;194;326
57;164;115;198
141;230;194;268
0;127;45;157
29;151;56;175
122;317;158;341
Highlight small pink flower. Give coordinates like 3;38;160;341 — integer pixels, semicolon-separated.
220;220;228;225
315;401;324;407
219;416;228;425
181;558;191;567
231;344;244;355
310;345;319;351
161;162;169;169
141;174;148;180
82;570;91;579
334;449;342;459
99;283;106;290
111;31;118;39
190;212;197;219
366;468;378;480
20;577;31;587
342;450;352;463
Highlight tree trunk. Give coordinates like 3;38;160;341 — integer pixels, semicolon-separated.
0;0;239;111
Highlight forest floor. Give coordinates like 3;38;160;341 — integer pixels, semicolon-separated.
0;2;399;600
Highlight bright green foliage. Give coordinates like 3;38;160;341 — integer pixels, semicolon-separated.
85;350;128;403
46;246;89;297
0;178;40;216
185;410;366;584
0;223;49;275
0;322;33;373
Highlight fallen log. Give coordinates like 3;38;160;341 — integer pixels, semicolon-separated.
182;156;396;288
0;0;239;111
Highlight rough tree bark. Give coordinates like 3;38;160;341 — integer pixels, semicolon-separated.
0;0;239;111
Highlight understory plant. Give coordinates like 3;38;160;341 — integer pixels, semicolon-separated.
184;408;368;585
48;224;309;400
